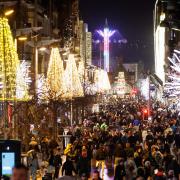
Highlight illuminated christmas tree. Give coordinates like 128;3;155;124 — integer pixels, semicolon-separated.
94;69;111;93
65;54;84;98
0;17;19;100
47;47;67;99
113;72;126;96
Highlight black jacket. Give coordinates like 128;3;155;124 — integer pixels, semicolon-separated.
62;160;76;176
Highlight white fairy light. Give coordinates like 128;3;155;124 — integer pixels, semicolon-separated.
16;60;31;100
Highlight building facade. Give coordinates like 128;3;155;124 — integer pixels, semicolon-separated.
154;0;180;85
79;21;92;65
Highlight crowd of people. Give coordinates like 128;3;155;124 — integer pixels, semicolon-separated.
60;100;180;180
9;99;180;179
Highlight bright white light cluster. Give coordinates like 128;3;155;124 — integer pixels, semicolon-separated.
155;26;166;84
97;27;116;72
16;60;31;100
38;49;84;101
37;74;48;101
164;50;180;97
84;81;97;95
94;69;111;92
85;68;111;95
141;78;150;100
113;72;126;96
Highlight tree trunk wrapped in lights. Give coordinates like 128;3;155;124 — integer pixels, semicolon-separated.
65;54;84;98
46;47;67;99
0;17;19;100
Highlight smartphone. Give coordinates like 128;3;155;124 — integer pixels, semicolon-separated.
2;152;15;176
154;169;158;175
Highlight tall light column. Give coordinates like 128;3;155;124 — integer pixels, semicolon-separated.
97;19;116;72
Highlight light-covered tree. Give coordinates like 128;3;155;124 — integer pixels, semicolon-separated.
46;47;67;99
64;54;84;98
0;17;19;100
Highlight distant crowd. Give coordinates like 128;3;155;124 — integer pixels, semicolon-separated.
10;100;180;179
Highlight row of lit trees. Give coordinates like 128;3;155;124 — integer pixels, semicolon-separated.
38;48;84;101
0;16;111;103
0;16;32;134
0;15;112;140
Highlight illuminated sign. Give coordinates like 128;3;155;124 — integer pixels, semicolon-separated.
155;25;165;84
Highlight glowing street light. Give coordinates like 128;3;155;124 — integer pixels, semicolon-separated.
4;9;14;16
39;47;47;51
18;36;27;41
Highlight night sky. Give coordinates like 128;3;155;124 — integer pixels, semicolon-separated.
80;0;156;70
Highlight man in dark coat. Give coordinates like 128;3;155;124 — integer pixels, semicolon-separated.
92;170;102;180
77;148;91;178
62;156;76;176
54;148;62;179
114;160;126;180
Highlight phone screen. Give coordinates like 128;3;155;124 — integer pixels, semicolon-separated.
2;152;15;176
154;169;158;174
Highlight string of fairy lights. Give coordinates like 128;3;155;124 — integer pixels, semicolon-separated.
46;47;67;98
65;54;84;98
16;60;31;100
0;17;21;100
